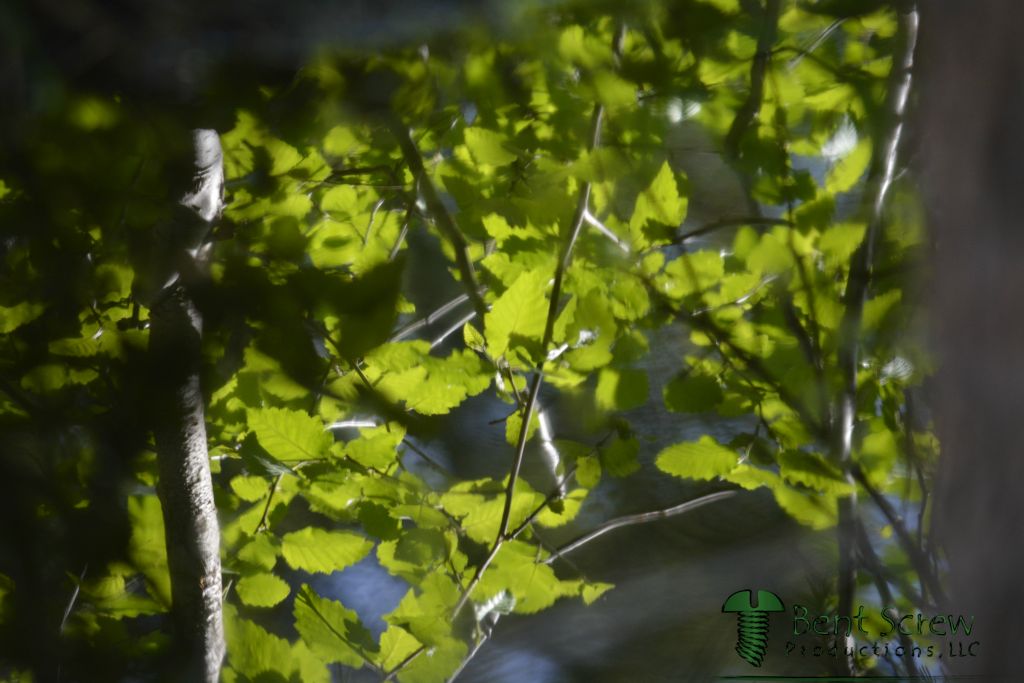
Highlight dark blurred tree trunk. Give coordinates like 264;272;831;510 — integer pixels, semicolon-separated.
922;3;1024;677
149;130;225;683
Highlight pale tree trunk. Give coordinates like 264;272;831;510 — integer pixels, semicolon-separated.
149;129;225;682
922;3;1024;677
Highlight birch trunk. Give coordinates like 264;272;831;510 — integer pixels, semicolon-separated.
149;129;225;682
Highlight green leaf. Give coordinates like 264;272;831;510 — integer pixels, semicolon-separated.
535;486;588;527
858;420;900;486
772;485;838;530
629;162;687;248
818;222;866;268
372;346;492;416
293;640;332;683
395;636;466;683
126;495;170;606
294;584;375;667
722;464;783;491
236;572;290;608
599;435;640;477
344;424;405;469
779;450;854;494
663;373;724;413
574;453;602;488
225;609;294;679
476;540;581;614
595;367;648;411
464;127;518;166
862;289;902;332
323;125;367;157
0;302;45;334
747;230;795;275
581;581;614;605
248;407;332;463
378;528;451;582
558;25;614;68
376;625;423;672
281;528;374;574
237;534;278;571
505;408;539;447
656;436;738;480
592;70;636;108
440;479;545;544
230;474;270;503
386;573;461;648
826;137;872;193
485;267;550;358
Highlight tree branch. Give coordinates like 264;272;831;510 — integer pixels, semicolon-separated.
541;490;736;565
832;6;918;673
725;0;781;158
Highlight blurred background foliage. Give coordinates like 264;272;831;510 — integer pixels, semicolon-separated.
0;0;941;681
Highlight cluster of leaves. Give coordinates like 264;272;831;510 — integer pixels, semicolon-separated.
0;0;938;680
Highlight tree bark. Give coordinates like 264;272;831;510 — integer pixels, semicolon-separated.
921;2;1024;677
149;129;225;682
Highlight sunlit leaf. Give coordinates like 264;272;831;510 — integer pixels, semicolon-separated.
656;436;738;480
236;572;290;608
281;528;374;574
248;407;333;463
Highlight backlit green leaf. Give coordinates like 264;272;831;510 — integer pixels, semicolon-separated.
629;162;687;248
464;127;518;166
294;584;375;667
656;436;738;480
248;407;332;463
281;528;374;574
236;572;290;608
485;268;550;358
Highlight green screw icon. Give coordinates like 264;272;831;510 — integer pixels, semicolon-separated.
722;589;785;667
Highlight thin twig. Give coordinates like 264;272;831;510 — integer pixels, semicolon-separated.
672;216;791;245
59;565;88;634
583;209;630;253
901;394;930;549
254;474;284;533
431;311;477;349
508;466;579;540
785;18;844;70
541;490;737;564
362;198;387;245
854;520;922;678
382;645;424;682
389;201;415;261
849;464;944;604
400;437;455;480
444;631;491;683
391;293;472;342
